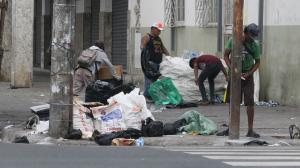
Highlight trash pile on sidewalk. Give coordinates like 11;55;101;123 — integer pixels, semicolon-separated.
25;83;218;146
71;87;218;146
160;56;227;103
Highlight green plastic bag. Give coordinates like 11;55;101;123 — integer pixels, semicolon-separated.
179;110;217;135
148;78;183;105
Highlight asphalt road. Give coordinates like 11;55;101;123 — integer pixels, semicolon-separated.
0;143;230;168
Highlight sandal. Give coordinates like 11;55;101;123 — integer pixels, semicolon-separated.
246;130;260;138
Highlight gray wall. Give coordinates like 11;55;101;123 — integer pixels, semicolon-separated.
1;0;12;81
260;25;300;106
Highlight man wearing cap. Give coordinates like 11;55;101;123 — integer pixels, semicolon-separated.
217;23;261;138
140;21;170;101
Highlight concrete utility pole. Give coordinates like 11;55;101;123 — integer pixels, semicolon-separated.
49;0;76;138
229;0;244;139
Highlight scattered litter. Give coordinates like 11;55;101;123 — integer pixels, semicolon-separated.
149;105;166;113
30;104;50;120
255;100;279;107
268;141;292;147
25;115;39;130
112;138;136;146
40;94;45;97
244;140;269;146
13;136;29;144
4;125;13;129
94;128;142;146
64;129;82;140
135;137;144;146
289;124;300;139
36;121;49;134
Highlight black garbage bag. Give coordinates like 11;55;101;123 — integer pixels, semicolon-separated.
85;80;136;104
244;140;269;146
94;132;118;146
94;128;142;146
142;118;164;137
85;80;122;104
163;119;187;135
14;136;29;144
163;123;177;135
64;129;82;140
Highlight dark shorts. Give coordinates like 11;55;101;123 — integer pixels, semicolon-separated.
225;75;254;106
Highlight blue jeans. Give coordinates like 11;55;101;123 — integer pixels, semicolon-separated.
143;63;160;99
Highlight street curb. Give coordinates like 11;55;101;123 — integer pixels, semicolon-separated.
2;125;300;147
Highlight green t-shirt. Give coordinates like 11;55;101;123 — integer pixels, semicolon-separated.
226;38;260;72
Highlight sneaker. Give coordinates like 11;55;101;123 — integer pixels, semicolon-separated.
216;128;229;136
246;130;260;138
198;100;209;106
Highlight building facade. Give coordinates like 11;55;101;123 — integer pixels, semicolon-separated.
2;0;300;106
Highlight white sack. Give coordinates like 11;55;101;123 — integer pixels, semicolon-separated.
73;103;94;139
107;88;155;130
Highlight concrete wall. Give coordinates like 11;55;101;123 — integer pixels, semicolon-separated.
258;0;300;106
1;0;12;81
11;0;34;87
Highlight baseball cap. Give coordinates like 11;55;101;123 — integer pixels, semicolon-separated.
244;23;259;37
151;21;165;31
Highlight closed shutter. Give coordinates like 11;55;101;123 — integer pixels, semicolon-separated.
112;0;128;70
34;0;42;67
91;0;100;44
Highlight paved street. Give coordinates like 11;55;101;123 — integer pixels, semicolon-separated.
161;146;300;167
1;143;300;168
0;143;231;168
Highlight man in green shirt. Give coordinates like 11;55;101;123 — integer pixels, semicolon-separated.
218;23;261;138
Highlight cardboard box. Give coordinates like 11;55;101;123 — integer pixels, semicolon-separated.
96;65;123;80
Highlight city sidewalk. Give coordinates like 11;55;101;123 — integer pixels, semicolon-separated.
1;68;300;146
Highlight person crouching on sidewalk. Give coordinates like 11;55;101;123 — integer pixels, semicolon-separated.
189;55;228;105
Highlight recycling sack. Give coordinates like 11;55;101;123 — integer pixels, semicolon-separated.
148;78;183;105
179;110;217;135
91;103;126;134
73;102;94;139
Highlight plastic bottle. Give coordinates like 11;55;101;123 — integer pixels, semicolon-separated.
135;137;144;146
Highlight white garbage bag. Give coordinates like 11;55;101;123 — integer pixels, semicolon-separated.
160;56;227;102
107;88;155;130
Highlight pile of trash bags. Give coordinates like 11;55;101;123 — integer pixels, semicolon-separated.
73;88;218;146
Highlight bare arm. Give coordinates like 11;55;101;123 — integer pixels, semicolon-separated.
242;59;260;79
140;35;150;49
194;62;199;85
162;44;170;56
223;48;231;69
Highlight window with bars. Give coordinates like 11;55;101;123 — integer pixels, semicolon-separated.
209;0;218;23
176;0;185;22
195;0;218;27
